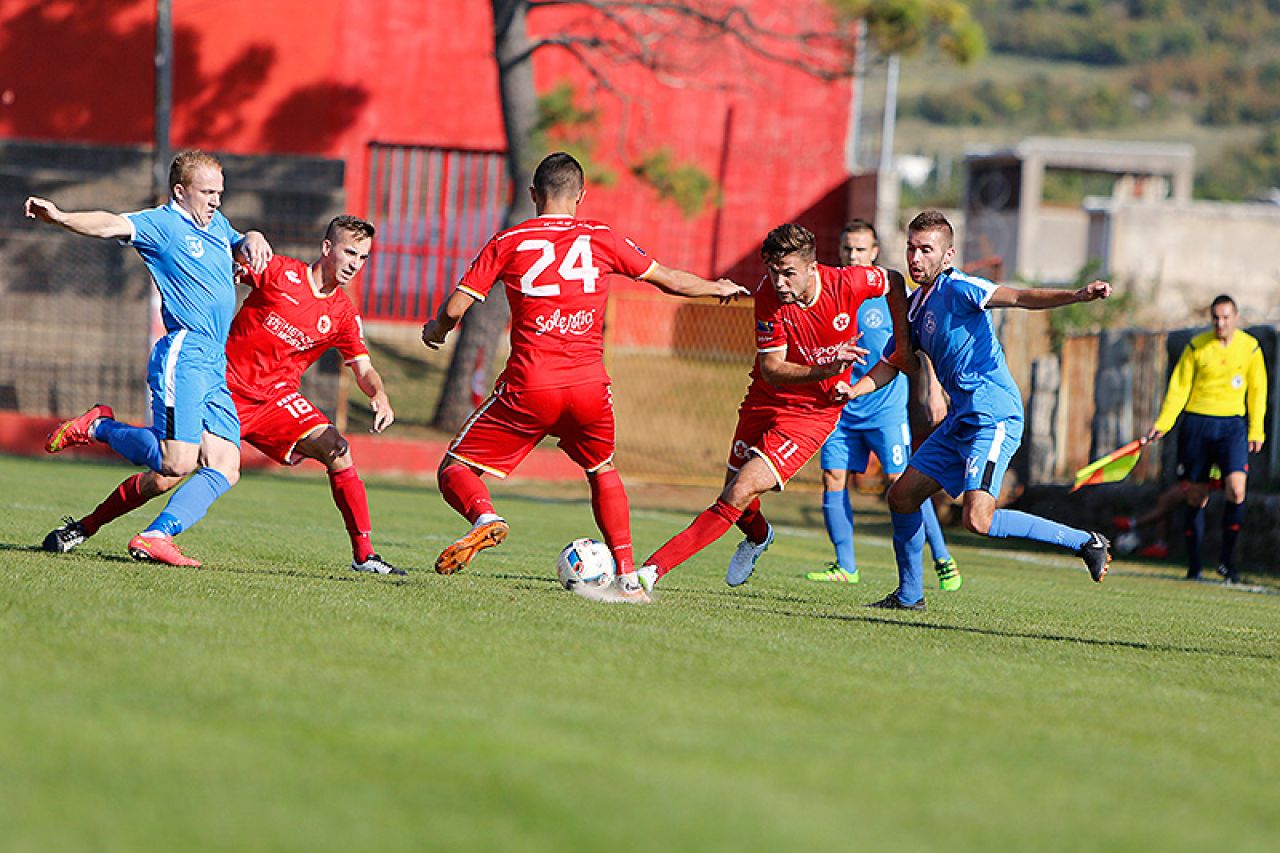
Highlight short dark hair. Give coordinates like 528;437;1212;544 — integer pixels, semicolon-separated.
841;218;878;243
168;149;222;194
907;209;954;246
325;215;375;243
761;223;817;265
1210;294;1237;312
532;152;585;199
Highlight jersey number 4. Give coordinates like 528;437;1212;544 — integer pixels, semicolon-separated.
516;235;600;296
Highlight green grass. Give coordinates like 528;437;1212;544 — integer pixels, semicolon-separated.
2;454;1278;851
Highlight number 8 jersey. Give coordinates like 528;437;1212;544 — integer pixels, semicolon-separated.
457;214;657;391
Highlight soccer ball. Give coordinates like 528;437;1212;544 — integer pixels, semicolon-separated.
556;538;616;590
1114;530;1142;555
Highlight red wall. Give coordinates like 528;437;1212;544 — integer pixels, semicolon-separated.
1;0;856;282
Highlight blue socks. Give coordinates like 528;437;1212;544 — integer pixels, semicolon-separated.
822;490;856;571
989;509;1090;551
94;419;163;471
921;498;951;563
144;468;231;537
891;510;926;604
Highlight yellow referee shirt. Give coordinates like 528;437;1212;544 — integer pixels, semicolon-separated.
1154;329;1268;442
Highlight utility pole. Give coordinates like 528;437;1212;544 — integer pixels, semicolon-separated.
875;53;900;247
844;19;867;173
153;0;172;205
150;0;173;360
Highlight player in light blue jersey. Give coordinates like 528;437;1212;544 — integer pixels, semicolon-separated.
28;150;272;567
841;210;1113;610
808;220;959;590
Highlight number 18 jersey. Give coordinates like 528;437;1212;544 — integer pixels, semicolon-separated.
457;214;656;391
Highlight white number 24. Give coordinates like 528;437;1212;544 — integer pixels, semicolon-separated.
516;235;599;296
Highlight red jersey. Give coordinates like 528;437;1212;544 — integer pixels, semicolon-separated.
746;263;890;412
457;214;656;391
226;255;369;402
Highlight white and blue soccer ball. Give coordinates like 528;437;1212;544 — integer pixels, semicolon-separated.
556;538;616;590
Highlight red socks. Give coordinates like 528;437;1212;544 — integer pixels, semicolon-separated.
646;499;743;578
329;467;374;562
80;472;152;535
589;468;634;574
437;463;495;523
736;498;771;544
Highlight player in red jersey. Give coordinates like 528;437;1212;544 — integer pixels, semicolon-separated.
635;223;911;593
421;152;747;601
42;216;403;575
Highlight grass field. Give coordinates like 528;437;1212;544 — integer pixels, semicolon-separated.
2;454;1278;851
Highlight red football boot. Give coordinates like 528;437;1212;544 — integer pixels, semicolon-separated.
128;533;201;568
45;403;114;453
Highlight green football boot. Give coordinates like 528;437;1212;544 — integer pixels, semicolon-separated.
805;562;860;583
934;557;962;591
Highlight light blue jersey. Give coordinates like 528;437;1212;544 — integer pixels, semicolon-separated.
838;295;908;430
886;268;1022;424
121;202;243;445
124;203;242;346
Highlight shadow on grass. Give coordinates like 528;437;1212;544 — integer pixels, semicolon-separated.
664;585;1280;662
1;542;414;585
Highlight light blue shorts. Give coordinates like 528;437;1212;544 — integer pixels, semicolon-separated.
146;330;240;446
909;414;1023;498
820;420;913;475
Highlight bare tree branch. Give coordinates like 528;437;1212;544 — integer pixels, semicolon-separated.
526;0;856;83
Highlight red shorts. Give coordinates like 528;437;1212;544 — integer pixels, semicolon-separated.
728;402;840;489
234;389;331;466
449;382;614;478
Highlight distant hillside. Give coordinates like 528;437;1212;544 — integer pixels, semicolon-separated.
893;0;1280;202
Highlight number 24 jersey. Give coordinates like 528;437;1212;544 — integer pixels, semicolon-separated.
457;214;656;391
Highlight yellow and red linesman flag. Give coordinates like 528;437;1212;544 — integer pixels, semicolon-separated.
1071;437;1150;492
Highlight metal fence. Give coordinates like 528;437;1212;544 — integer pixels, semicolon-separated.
362;144;509;323
0;140;346;424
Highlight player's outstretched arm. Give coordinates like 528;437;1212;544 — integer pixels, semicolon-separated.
884;268;919;374
843;360;900;403
759;338;869;386
987;280;1112;310
24;196;130;240
642;263;748;303
350;359;394;433
235;231;274;275
421;289;478;350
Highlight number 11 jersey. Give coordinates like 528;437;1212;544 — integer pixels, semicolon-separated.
456;214;657;391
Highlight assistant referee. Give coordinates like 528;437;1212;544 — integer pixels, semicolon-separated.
1147;294;1268;582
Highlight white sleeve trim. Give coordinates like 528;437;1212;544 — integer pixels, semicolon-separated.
118;212;139;246
757;345;787;354
974;279;999;309
457;284;486;302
